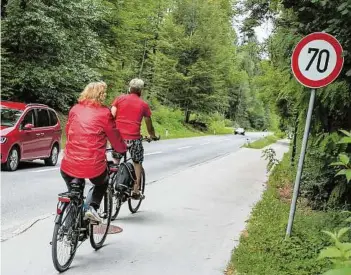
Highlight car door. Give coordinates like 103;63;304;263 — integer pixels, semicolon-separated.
47;109;60;149
35;108;53;157
19;109;42;159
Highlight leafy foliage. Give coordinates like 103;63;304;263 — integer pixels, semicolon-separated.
330;131;351;183
319;132;351;274
262;147;280;172
1;0;106;111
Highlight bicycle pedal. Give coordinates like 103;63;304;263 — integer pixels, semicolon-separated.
78;234;87;241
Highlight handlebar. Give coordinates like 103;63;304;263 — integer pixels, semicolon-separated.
106;136;160;152
140;135;161;143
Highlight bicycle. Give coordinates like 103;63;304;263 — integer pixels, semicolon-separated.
51;175;113;272
107;136;159;221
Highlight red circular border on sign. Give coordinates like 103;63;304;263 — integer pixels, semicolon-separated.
291;32;344;88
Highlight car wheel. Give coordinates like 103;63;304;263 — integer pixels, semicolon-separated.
45;144;59;166
5;146;20;171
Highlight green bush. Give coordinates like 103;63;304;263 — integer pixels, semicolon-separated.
224;119;234;128
317;130;351;275
299;132;351;210
208;120;233;135
142;106;233;138
141;105;204;138
229;154;345;275
275;130;286;139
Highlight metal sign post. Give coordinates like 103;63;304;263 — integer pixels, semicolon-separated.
286;89;315;237
286;32;344;237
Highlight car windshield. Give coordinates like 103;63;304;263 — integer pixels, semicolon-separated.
1;107;23;127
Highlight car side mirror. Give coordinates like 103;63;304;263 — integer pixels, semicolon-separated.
23;123;34;130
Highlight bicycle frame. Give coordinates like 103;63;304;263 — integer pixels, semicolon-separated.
106;136;157;220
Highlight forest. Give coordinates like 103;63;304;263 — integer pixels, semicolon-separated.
1;0;278;132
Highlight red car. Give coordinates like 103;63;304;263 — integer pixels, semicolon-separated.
1;101;62;171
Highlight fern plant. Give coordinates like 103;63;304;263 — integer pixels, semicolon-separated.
318;130;351;274
330;130;351;183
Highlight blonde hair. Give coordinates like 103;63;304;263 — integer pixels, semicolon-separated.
78;81;107;104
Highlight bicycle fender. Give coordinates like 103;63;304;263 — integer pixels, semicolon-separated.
55;202;67;224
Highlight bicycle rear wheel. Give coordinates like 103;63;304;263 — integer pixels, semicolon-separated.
52;202;80;272
89;189;112;250
128;168;145;213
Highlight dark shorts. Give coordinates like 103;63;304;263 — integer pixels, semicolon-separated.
112;139;144;163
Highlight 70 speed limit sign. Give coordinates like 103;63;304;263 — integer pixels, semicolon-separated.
291;32;344;88
286;32;344;238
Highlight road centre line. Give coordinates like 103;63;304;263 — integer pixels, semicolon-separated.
177;146;192;150
144;151;163;156
200;142;210;145
31;167;60;173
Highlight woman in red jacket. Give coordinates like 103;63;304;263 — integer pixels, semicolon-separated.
61;81;127;222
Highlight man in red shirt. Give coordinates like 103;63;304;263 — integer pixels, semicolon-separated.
111;78;158;199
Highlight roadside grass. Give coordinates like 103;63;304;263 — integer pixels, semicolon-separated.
244;135;279;149
226;153;346;275
141;106;205;139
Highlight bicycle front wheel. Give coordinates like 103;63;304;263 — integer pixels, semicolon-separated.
52;202;80;272
89;190;112;250
111;194;122;221
128;168;145;213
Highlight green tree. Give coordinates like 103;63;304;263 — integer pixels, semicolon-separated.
151;0;239;122
1;0;106;111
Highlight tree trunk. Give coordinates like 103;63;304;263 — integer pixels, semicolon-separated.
185;109;191;123
139;40;147;78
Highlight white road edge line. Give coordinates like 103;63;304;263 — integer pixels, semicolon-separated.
144;151;163;156
177;146;192;150
31;167;60;173
200;142;210;145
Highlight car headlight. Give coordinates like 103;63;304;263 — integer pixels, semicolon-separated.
0;137;7;144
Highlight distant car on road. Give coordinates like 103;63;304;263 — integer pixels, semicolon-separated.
1;101;62;171
234;127;245;135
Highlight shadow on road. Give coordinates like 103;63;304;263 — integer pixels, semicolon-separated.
1;161;46;172
115;211;165;225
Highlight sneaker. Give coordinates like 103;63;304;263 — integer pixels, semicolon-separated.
131;191;145;200
84;206;102;223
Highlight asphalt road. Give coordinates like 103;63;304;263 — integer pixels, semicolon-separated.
1;132;267;238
